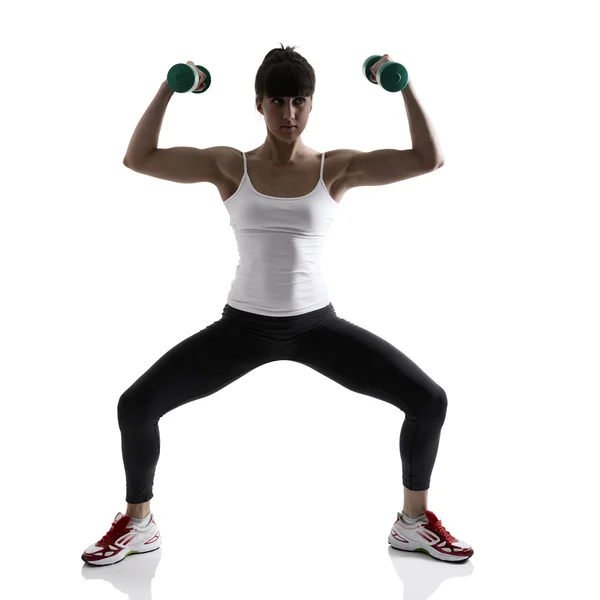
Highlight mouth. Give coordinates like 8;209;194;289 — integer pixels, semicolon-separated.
281;126;296;128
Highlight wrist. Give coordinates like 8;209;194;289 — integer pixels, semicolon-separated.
160;80;174;99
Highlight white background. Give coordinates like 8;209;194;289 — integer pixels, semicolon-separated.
2;0;598;598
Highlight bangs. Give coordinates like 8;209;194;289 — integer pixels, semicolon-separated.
262;61;313;99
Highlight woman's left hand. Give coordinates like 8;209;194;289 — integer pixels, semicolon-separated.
370;54;393;82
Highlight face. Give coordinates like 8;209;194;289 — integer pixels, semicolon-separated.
256;95;312;139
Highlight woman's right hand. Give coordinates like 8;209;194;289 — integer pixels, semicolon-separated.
186;61;206;91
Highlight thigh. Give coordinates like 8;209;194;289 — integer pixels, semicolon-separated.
291;316;445;418
118;316;275;424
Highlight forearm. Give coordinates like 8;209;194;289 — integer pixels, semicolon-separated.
124;81;174;164
401;81;444;166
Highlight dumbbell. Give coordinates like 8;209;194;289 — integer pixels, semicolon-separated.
166;62;212;94
362;55;409;92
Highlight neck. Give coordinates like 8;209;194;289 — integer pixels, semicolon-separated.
257;136;310;167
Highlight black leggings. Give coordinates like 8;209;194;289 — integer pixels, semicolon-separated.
118;302;448;503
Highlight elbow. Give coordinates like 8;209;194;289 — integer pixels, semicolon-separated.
431;155;445;169
416;150;444;170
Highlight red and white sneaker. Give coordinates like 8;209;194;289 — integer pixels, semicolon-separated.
81;512;162;567
388;510;474;563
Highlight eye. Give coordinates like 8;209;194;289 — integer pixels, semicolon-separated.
273;97;305;105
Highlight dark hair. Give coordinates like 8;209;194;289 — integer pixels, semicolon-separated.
255;43;316;105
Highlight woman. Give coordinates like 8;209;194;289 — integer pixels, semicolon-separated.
82;44;473;566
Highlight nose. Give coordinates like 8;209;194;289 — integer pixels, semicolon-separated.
282;100;298;118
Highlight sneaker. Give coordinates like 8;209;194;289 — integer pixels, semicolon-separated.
81;512;161;567
388;510;474;563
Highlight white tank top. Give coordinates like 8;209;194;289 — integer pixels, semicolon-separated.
222;152;339;316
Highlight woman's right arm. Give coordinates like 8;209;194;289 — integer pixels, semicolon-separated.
122;71;226;185
123;80;174;166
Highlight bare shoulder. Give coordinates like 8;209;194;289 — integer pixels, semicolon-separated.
216;147;356;186
213;146;247;180
325;149;362;187
210;146;243;182
326;148;359;171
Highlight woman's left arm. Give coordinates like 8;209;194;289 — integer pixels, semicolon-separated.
401;81;445;167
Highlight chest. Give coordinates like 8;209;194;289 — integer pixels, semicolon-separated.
248;166;321;197
217;150;350;204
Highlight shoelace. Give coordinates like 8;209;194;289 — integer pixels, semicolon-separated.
98;520;129;548
426;518;458;544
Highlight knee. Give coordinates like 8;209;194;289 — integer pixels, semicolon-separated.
117;391;132;427
399;385;447;423
117;388;148;428
432;387;448;422
422;386;448;422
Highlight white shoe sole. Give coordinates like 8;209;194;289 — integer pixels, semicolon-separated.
388;527;474;563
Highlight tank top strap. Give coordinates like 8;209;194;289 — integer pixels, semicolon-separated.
241;151;323;179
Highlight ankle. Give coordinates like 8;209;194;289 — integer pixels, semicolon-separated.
126;501;151;519
126;510;150;519
127;513;150;520
403;509;427;518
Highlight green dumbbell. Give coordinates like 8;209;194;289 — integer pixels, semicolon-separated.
362;55;409;92
167;62;212;94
